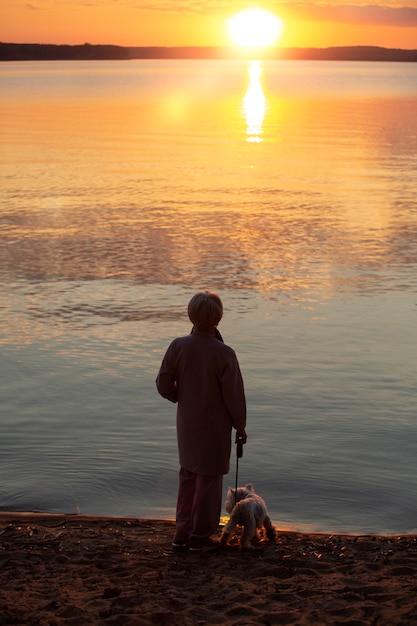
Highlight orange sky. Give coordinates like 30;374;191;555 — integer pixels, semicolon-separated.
1;0;417;50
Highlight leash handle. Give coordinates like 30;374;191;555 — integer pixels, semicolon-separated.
236;435;243;459
235;437;244;507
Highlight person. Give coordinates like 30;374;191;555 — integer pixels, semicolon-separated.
156;290;247;552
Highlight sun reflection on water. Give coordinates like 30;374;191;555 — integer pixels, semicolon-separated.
242;60;267;143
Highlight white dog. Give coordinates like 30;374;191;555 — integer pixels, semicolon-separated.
221;483;276;550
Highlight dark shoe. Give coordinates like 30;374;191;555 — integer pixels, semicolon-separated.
171;541;188;552
189;537;220;552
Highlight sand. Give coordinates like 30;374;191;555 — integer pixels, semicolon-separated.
1;512;417;625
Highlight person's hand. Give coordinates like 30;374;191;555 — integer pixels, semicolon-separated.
235;429;247;445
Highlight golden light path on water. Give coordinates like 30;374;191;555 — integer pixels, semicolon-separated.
242;60;266;142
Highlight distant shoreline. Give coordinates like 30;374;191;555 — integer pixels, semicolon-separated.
1;42;417;62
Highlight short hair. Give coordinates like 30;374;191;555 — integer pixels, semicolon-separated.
188;291;223;331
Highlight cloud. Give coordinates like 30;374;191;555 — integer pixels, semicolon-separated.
12;0;417;25
275;3;417;27
128;1;232;12
126;0;417;26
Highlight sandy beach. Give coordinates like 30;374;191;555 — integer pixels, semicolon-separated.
1;512;417;625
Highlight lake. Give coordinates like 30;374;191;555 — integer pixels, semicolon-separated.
1;59;417;534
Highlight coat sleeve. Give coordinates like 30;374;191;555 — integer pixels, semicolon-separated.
221;352;246;431
156;342;178;403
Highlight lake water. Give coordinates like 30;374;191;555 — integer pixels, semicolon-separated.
1;59;417;534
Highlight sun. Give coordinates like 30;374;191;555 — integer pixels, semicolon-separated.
227;8;284;48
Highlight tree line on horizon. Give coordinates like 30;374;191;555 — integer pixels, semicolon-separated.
1;42;416;62
0;43;130;61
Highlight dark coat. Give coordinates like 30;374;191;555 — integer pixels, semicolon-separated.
156;328;246;476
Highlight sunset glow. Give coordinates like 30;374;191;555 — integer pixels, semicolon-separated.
227;8;284;48
0;0;417;50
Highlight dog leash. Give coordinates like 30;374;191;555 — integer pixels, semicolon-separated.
235;436;243;507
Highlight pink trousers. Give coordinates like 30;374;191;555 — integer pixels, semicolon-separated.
174;467;223;543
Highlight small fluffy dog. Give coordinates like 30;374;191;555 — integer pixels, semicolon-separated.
221;483;276;550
